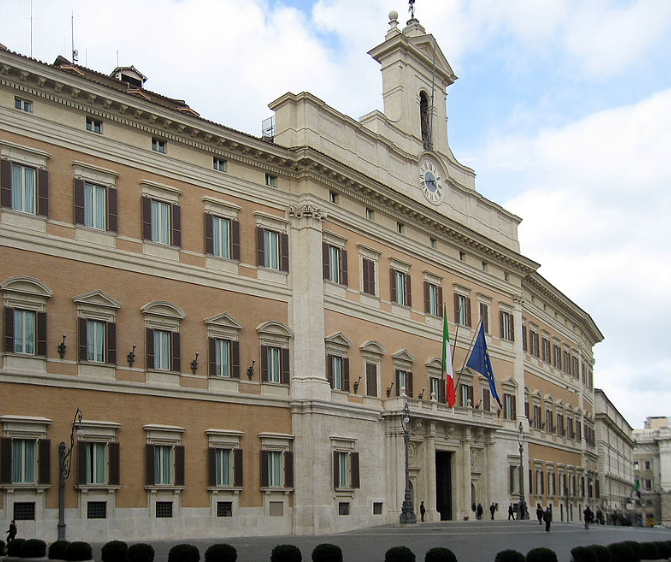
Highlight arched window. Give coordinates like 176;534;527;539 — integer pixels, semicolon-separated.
420;91;431;150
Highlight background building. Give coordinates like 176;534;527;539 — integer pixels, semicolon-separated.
1;13;602;540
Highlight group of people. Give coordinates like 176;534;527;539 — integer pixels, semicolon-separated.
536;504;554;531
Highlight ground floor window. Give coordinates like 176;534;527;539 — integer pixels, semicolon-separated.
13;502;35;520
217;501;233;517
87;501;107;519
156;501;173;518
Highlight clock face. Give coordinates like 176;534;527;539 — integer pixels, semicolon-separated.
418;160;444;203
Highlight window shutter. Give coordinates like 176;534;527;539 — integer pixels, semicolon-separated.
280;348;290;385
333;451;339;489
36;311;47;356
108;442;120;486
343;357;350;392
280;232;289;272
146;328;154;370
541;472;545;495
483;388;490;411
208;338;216;377
509;315;515;341
142;198;152;240
395;369;400;396
37;169;49;217
77;441;87;485
351;452;360;489
595;479;600;499
424;282;430;313
438;379;445;403
4;307;14;352
231;340;240;378
1;438;12;484
233;449;243;487
529;470;534;495
509;466;515;494
207;448;216;486
437;286;443;316
340;249;348;286
145;444;155;486
522;326;527;352
404;274;411;307
261;345;268;382
499;311;504;339
38;439;50;485
260;450;269;487
231;220;241;260
512;396;517;419
171;331;180;372
256;227;265;266
204;213;214;255
284;451;294;488
322;243;330;280
74;179;85;225
390;269;397;303
366;363;377;397
326;354;333;388
0;159;12;208
78;318;88;361
467;385;473;406
107;322;116;365
453;293;460;323
107;188;118;233
407;372;413;397
174;445;185;486
171;204;181;247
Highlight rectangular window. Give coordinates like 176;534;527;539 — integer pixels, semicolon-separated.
152;138;166;153
86;442;106;484
365;362;378;397
479;303;489;333
373;502;383;515
13;502;36;521
331;356;342;390
542;337;551;362
336;452;348;488
396;222;404;234
529;330;540;358
215;449;231;486
265;174;277;187
391;269;411;306
13;309;36;355
11;163;36;214
12;439;35;483
362;257;376;296
323;244;347;285
339;502;350;515
217;501;233;517
154;445;172;485
156;501;173;518
460;384;472;407
86;117;102;134
214;339;231;377
267;346;281;383
213;157;226;172
87;501;107;519
212;216;231;258
153;330;171;370
546;409;554;433
431;377;440;402
365;208;374;220
87;320;106;363
454;294;471;326
533;405;542;430
509;465;519;494
151;200;171;244
267;451;282;487
504;393;516;420
329;191;338;203
264;230;280;269
645;460;651;470
14;97;33;113
426;281;439;315
500;311;514;341
553;345;562;369
84;182;107;230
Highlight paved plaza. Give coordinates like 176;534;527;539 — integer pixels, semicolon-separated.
90;520;671;562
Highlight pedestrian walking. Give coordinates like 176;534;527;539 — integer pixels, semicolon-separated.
536;503;543;525
6;520;17;543
490;502;496;520
420;501;426;522
476;503;483;520
508;503;515;520
583;505;593;529
543;506;552;532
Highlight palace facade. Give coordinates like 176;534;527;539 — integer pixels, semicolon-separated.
0;13;602;541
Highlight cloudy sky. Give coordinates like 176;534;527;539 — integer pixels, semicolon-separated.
2;0;670;429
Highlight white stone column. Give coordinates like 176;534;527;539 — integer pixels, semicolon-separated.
424;421;437;521
460;427;472;520
513;295;526;426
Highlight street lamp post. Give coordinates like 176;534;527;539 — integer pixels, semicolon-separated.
58;408;83;541
517;421;529;519
399;402;416;524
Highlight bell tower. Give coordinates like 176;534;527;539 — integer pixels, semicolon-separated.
368;10;457;156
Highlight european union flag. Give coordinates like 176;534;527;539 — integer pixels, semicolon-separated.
466;323;503;409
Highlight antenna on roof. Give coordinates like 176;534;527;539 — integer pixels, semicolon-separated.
71;12;78;63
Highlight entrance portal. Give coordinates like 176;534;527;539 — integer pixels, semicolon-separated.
435;451;452;520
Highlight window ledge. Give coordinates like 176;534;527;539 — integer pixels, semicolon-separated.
206;486;242;493
0;484;50;492
75;484;120;492
334;488;355;498
144;485;185;492
260;487;293;494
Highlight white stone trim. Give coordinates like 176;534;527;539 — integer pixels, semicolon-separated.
141;180;182;203
0;140;50;167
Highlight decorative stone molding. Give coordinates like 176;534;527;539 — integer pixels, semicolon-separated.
287;204;327;221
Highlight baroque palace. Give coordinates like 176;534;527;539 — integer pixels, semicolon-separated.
0;12;603;541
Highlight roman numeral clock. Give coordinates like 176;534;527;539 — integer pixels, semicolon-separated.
418;159;445;204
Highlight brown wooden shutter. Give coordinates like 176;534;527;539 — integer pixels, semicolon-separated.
437;286;443;316
1;438;13;483
4;307;14;352
37;169;49;217
171;331;180;372
260;450;269;487
280;347;290;385
340;249;348;286
78;441;87;484
174;445;185;486
438;379;445;403
407;372;413;397
256;227;265;266
78;318;88;361
508;315;515;341
342;358;350;392
483;388;490;411
404;274;411;307
499;311;505;339
395;370;400;396
467;385;473;406
106;322;116;365
208;338;216;377
38;439;50;485
231;340;240;378
36;311;47;356
142;197;152;240
284;451;294;488
261;345;268;382
326;354;334;388
424;281;430;313
231;220;241;260
512;396;517;419
453;293;460;323
233;448;243;487
333;450;339;489
171;204;181;247
74;179;86;225
0;159;12;208
145;444;155;486
366;363;377;397
146;328;154;370
204;213;214;254
522;325;527;352
107;188;118;233
465;298;471;327
322;243;330;280
351;452;360;489
108;442;120;486
390;269;397;303
207;448;216;486
280;232;289;272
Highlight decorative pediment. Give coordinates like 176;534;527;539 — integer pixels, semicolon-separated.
1;276;53;298
500;377;517;390
73;290;121;310
360;340;386;356
204;312;243;331
425;357;442;371
257;321;293;346
392;349;415;364
325;332;353;348
141;301;185;331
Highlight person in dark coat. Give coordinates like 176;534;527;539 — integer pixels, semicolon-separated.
583;505;593;529
490;502;496;520
543;506;552;532
508;503;515;520
6;520;17;543
420;501;426;522
476;503;483;520
536;503;543;525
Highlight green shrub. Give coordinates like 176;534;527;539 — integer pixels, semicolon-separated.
384;546;415;562
271;544;302;562
638;542;658;560
49;541;70;560
168;544;200;562
128;544;155;562
311;544;342;562
623;542;641;562
526;547;558;562
653;542;670;558
495;550;525;562
204;544;237;562
424;548;457;562
20;539;47;558
587;545;612;562
571;546;597;562
0;539;6;557
8;539;27;557
607;543;634;562
102;541;128;562
65;542;93;562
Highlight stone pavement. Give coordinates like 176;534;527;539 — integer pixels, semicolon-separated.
91;520;671;562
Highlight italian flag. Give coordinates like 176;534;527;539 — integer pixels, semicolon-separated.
442;304;456;408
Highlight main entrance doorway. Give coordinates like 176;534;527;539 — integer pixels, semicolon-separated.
436;451;452;520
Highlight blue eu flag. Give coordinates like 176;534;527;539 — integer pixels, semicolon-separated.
466;323;503;408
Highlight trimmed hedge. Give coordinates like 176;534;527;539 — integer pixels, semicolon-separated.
49;541;70;560
204;544;237;562
638;542;658;561
65;542;92;562
424;548;457;562
607;543;634;562
623;542;641;562
168;544;200;562
311;544;342;562
384;546;415;562
20;539;47;558
102;541;128;562
571;546;597;562
526;547;558;562
495;550;525;562
587;545;612;562
271;544;302;562
0;539;5;557
128;543;155;562
8;539;27;557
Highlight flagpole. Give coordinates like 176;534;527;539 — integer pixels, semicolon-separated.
455;316;482;391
